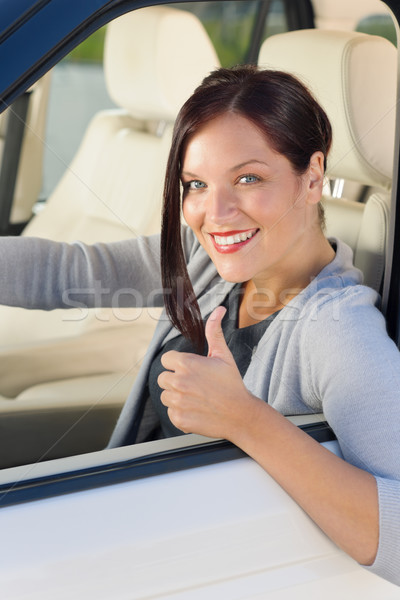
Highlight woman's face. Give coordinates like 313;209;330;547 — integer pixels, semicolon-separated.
181;112;323;287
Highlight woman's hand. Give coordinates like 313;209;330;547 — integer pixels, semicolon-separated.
158;306;259;439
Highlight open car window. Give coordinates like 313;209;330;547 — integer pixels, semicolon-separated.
0;0;295;472
0;0;398;488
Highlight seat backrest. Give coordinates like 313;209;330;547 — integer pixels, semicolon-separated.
258;29;396;291
24;6;219;244
0;6;219;352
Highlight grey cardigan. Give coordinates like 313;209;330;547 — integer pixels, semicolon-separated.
0;229;399;585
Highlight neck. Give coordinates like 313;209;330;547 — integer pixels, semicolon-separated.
238;235;335;328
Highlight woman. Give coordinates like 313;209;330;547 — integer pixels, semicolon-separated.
0;66;399;585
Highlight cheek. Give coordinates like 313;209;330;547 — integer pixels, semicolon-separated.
182;199;203;231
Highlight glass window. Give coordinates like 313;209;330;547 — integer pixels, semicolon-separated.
356;13;397;46
42;26;114;201
171;1;260;66
261;0;289;43
2;0;398;472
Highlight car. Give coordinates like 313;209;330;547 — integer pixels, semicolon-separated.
0;0;399;597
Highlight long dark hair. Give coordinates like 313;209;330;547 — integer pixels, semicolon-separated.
161;65;332;351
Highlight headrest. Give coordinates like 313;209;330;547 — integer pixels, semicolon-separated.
258;30;397;190
312;0;389;30
104;6;220;122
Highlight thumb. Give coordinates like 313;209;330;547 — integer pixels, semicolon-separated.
205;306;234;363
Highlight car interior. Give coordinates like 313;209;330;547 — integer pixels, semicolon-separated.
0;73;52;235
0;0;396;469
0;5;220;468
259;28;395;292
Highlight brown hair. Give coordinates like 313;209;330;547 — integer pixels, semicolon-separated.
161;65;332;351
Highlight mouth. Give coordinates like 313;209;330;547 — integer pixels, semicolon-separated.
209;229;259;253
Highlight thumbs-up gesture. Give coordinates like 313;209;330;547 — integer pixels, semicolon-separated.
158;306;258;440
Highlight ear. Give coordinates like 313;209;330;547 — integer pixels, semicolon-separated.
306;151;325;204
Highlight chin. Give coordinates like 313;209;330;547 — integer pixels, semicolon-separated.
216;269;248;284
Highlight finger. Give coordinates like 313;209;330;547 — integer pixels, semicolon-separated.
160;349;181;370
160;388;172;407
205;306;235;363
157;370;173;391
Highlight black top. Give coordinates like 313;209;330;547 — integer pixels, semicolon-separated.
148;284;279;438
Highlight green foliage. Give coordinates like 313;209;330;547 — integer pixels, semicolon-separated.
63;10;397;67
66;27;107;63
202;16;253;67
356;14;397;47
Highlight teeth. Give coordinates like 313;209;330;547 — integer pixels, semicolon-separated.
214;230;256;246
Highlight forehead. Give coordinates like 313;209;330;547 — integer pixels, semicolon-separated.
182;112;274;168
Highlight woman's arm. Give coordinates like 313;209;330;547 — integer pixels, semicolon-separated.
158;306;381;567
0;234;162;310
231;394;379;565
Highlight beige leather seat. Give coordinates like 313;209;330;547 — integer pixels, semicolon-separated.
0;73;52;229
258;29;396;291
0;6;219;467
311;0;391;30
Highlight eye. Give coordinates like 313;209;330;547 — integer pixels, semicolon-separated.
183;180;207;191
238;174;260;184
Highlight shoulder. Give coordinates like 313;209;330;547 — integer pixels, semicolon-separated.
283;237;382;326
307;282;381;323
280;237;392;365
300;283;400;408
301;283;388;358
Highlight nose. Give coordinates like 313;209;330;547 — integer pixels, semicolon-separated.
206;185;239;225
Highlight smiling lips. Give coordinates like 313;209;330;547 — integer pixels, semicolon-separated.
210;229;258;253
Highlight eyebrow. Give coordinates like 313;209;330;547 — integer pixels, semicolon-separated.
181;159;270;179
181;170;199;179
230;159;270;171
